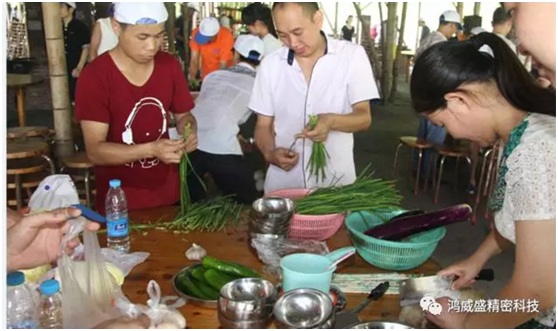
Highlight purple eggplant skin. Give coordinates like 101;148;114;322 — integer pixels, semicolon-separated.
365;204;473;241
389;209;425;221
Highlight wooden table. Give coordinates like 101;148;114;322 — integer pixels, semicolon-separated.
119;207;440;329
7;74;44;127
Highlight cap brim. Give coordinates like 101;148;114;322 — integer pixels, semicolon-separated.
194;33;212;45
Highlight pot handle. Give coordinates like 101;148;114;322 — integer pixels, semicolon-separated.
325;246;356;265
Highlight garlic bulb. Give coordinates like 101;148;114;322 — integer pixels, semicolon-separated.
185;243;206;261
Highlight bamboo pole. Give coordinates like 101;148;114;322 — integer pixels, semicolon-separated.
389;2;408;102
456;2;464;17
334;2;339;38
381;2;397;104
165;2;177;54
474;2;481;16
42;2;74;162
353;2;382;98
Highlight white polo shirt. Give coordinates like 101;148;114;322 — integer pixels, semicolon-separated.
192;63;256;155
249;34;379;193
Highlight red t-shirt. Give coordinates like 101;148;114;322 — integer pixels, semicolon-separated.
75;52;194;213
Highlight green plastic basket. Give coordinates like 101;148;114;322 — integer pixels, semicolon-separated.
345;210;446;271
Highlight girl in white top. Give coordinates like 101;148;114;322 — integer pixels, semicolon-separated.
411;32;555;329
241;3;283;57
88;5;118;61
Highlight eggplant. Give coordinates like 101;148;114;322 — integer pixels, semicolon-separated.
389;209;425;221
365;204;472;241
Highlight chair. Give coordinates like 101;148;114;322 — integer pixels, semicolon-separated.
7;140;55;209
61;152;95;208
431;144;472;204
392;136;434;195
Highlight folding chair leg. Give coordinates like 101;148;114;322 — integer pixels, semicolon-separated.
392;142;404;176
434;156;446;204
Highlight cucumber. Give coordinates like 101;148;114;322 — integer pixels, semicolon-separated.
203;268;237;291
202;256;261;279
190;266;206;283
195;279;220;300
176;272;210;300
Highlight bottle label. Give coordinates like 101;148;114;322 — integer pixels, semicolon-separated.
107;218;129;237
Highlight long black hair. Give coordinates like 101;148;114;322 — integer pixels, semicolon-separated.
242;3;278;38
411;32;555;117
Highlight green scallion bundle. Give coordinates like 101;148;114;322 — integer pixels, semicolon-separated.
179;123;206;215
306;115;330;182
296;167;402;215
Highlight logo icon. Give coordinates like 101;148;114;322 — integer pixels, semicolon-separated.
420;296;443;316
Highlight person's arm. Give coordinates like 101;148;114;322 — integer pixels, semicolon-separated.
80;121;158;165
7;208;23;229
325;101;371;132
254;115;277;162
73;24;91;77
462;220;556;328
88;21;102;62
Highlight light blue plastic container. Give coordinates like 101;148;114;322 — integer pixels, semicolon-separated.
280;247;355;294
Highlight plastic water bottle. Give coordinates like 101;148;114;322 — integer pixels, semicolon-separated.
105;179;130;252
7;271;39;329
38;279;62;329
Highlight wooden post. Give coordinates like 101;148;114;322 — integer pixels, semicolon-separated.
456;2;464;18
165;2;177;54
389;2;408;102
182;3;195;73
474;3;481;16
334;2;339;38
353;2;382;98
381;3;397;104
42;2;74;162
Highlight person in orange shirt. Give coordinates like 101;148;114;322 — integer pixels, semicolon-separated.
189;17;234;82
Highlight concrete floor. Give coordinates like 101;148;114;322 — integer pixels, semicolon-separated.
6;78;513;298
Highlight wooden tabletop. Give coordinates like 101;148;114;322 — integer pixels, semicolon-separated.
118;207;440;329
7;74;44;88
7;126;51;139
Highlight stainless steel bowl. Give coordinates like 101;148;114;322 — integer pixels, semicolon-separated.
218;278;277;321
172;265;217;308
252;197;295;216
217;311;271;329
347;321;414;329
274;288;334;329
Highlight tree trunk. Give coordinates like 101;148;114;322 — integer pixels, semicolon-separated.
381;3;397;104
389;2;407;102
182;4;195;72
474;3;481;16
165;2;176;54
455;2;464;17
42;2;74;161
353;2;382;98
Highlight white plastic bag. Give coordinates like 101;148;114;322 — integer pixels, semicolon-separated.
58;230;125;328
116;280;186;329
28;174;79;213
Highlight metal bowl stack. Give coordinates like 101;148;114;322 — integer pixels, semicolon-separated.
249;197;295;240
274;288;335;329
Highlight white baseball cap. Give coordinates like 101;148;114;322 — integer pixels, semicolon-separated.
113;2;168;25
64;2;76;9
234;35;264;61
194;17;220;44
440;10;463;30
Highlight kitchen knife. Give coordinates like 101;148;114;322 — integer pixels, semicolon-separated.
333;281;390;329
399;269;494;307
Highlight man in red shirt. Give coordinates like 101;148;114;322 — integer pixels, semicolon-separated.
75;2;197;212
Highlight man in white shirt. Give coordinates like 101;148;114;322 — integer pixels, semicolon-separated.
249;2;378;194
242;2;283;57
188;35;264;204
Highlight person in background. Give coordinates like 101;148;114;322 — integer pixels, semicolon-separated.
413;10;462;184
187;35;265;204
88;3;118;61
413;32;555;329
469;26;487;35
219;12;232;30
242;2;283;57
60;2;90;102
249;2;378;194
76;2;197;212
189;17;235;82
491;7;516;54
341;15;355;42
418;18;430;45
